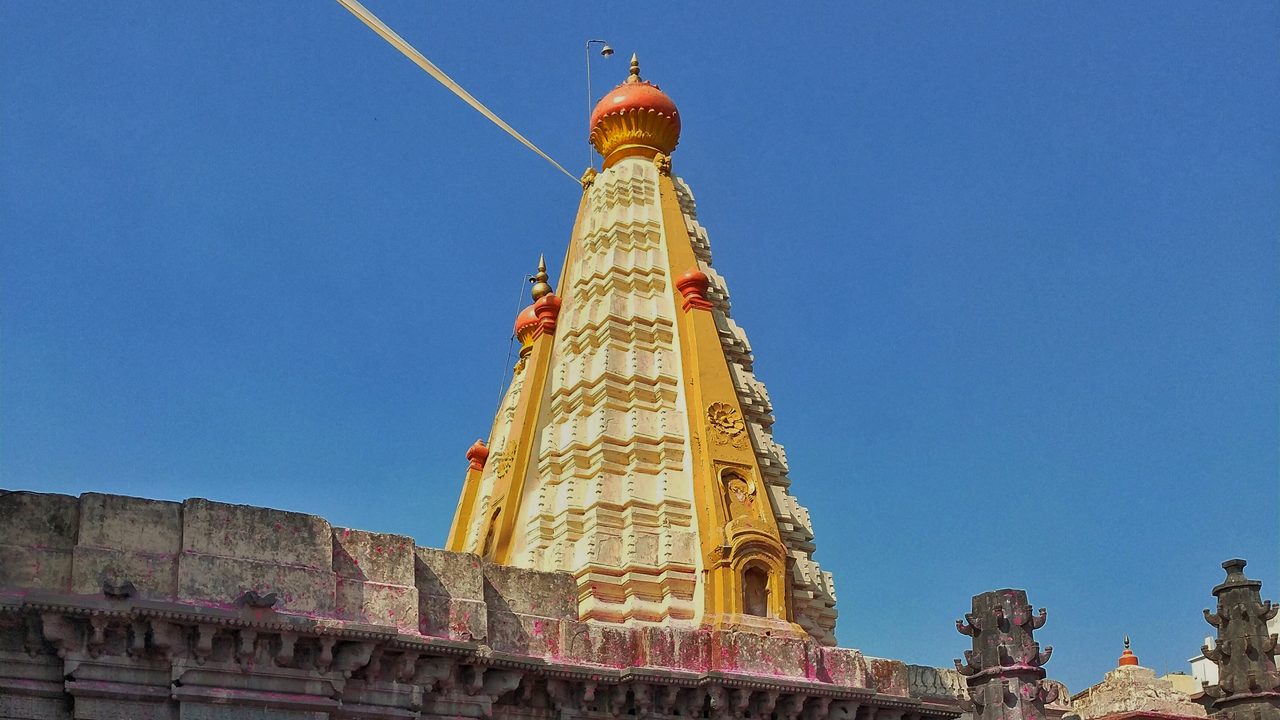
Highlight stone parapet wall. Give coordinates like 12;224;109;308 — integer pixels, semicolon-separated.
0;490;957;720
906;666;1072;720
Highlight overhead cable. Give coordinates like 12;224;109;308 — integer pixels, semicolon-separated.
336;0;579;184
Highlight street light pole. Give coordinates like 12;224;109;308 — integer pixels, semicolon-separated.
585;39;613;170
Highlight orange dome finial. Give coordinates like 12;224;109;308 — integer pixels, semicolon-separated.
465;440;489;471
514;256;559;356
588;53;680;168
1118;636;1139;666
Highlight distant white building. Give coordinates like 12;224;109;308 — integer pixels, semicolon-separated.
1189;613;1280;690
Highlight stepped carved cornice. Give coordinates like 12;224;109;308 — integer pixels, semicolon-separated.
0;490;950;719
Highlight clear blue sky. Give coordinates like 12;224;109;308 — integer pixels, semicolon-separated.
2;1;1276;693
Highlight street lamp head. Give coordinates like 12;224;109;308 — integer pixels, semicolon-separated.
600;44;614;57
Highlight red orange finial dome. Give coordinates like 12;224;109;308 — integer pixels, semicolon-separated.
1118;636;1139;666
514;255;559;356
588;54;680;168
513;303;539;351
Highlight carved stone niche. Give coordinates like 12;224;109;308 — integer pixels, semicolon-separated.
719;464;764;527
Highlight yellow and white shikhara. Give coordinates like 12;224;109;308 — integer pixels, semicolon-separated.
448;57;837;645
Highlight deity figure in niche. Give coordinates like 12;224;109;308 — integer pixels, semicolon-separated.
725;473;754;519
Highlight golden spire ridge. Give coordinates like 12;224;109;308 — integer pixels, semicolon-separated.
530;254;552;300
626;53;641;83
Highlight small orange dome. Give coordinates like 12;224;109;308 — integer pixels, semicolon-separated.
589;54;680;167
1118;636;1139;666
514;303;538;339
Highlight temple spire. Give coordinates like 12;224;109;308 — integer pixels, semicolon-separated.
448;60;837;643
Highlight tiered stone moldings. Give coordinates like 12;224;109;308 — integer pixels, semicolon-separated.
0;490;952;720
669;177;839;644
513;159;700;625
954;589;1058;720
1202;559;1280;720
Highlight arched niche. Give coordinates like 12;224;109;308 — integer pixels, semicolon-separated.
742;563;770;617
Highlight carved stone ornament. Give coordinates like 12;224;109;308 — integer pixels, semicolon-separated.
466;440;490;471
675;269;713;312
653;152;672;176
493;448;515;478
580;166;597;189
707;402;747;448
724;472;759;522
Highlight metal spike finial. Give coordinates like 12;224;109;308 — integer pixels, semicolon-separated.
1124;635;1130;649
626;53;641;83
530;254;552;300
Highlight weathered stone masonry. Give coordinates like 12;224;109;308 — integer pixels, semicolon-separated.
0;490;960;720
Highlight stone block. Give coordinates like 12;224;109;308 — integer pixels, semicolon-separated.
335;577;417;630
559;620;640;668
637;625;712;671
0;693;71;720
332;529;414;586
181;499;331;570
0;491;78;592
0;491;79;549
867;656;910;696
418;594;485;642
0;545;73;593
414;548;486;642
331;528;418;630
818;646;869;687
413;547;483;601
78;493;181;554
72;697;176;720
487;610;561;658
177;553;335;614
71;545;178;599
638;625;676;669
481;562;575;619
179;706;326;720
716;630;809;677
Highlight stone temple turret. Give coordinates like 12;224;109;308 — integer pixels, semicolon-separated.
955;589;1058;720
1202;559;1280;720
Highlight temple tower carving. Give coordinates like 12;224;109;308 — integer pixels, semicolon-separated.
1202;558;1280;720
446;55;837;643
955;589;1058;720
